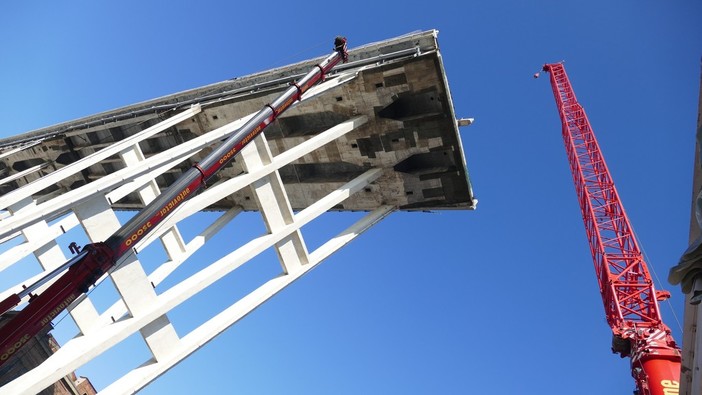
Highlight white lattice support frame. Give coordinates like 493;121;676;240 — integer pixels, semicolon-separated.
9;198;67;272
0;168;389;395
72;195;181;359
0;105;202;211
4;198;71;299
0;73;399;395
118;138;188;284
0;213;79;275
0;110;256;241
239;134;309;274
0;163;49;187
101;204;394;395
0;107;206;331
94;116;369;327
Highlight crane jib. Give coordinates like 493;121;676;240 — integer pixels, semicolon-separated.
0;36;348;369
540;62;681;395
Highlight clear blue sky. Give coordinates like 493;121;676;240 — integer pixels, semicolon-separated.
1;2;701;394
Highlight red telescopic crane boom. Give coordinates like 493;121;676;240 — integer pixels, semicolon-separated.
539;63;681;395
0;37;348;367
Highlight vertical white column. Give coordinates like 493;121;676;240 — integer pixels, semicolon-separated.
73;195;180;361
240;134;309;274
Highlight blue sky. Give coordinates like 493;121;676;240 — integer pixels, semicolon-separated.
1;1;701;394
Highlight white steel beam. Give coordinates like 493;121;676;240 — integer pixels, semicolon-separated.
0;140;42;160
98;206;243;328
9;199;67;272
74;116;368;329
149;116;368;229
100;205;395;395
0;72;387;395
0;110;255;241
73;195;181;360
0;162;49;186
0;76;358;241
96;112;367;324
0;213;79;275
0;199;75;309
240;135;309;273
0;147;196;241
0;105;201;211
0;169;391;395
0;168;385;395
118;139;188;281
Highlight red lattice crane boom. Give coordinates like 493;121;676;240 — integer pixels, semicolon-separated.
538;63;681;395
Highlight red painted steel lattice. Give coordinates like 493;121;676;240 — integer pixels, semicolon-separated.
545;63;660;331
542;63;680;395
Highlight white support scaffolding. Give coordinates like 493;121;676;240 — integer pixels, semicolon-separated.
0;74;397;395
